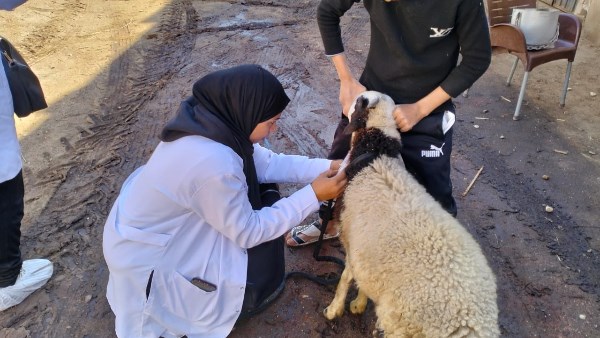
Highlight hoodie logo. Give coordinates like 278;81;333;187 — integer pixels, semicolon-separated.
429;27;453;38
421;143;445;158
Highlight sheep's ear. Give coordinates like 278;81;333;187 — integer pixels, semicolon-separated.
344;96;369;134
365;96;379;109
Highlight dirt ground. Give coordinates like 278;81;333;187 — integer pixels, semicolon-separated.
1;0;599;337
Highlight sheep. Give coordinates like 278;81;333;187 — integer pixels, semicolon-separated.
323;91;500;338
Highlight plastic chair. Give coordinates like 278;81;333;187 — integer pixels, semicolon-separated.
468;0;582;120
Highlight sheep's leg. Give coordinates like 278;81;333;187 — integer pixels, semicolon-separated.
324;266;353;320
350;288;368;314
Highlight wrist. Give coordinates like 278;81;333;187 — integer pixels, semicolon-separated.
331;54;354;82
310;182;322;202
414;100;432;119
417;87;451;118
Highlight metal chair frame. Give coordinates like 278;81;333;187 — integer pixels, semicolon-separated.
467;0;582;120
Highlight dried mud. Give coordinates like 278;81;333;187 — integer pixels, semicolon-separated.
1;1;599;337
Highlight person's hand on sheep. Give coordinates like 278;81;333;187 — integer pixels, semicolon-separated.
329;159;343;171
328;53;366;117
392;103;423;132
339;78;366;117
393;86;452;132
311;169;347;201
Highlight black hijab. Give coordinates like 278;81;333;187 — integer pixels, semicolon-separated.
160;64;290;209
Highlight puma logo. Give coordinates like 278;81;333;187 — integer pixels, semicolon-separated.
421;143;445;158
429;144;444;155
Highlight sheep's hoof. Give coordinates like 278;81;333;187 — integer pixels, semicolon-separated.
350;299;366;314
372;329;385;338
323;306;342;320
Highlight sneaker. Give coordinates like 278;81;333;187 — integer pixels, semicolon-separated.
0;259;53;311
285;220;339;247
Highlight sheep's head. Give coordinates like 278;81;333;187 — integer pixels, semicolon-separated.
345;91;400;140
341;91;402;178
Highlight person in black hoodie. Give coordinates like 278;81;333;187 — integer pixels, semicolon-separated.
286;0;492;247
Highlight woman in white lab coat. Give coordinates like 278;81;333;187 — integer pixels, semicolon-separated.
102;64;346;338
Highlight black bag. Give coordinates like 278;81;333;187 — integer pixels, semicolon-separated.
238;183;286;319
1;36;47;117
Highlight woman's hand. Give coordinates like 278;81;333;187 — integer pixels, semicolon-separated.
330;160;343;171
311;169;347;201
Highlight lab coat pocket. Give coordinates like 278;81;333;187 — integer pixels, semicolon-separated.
146;269;218;323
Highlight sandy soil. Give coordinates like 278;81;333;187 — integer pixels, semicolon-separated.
1;1;599;337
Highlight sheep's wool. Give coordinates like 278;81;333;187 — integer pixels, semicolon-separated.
324;91;499;338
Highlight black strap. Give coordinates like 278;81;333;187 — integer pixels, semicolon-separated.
285;199;345;286
237;198;345;322
350;151;377;168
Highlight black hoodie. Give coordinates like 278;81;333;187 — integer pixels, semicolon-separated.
317;0;491;106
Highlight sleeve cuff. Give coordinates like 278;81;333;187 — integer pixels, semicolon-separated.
297;184;321;212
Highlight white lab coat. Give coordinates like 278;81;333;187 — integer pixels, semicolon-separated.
103;135;330;338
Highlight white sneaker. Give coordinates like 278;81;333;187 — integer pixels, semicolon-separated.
0;259;53;311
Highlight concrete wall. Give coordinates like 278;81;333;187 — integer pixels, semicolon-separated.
582;0;600;43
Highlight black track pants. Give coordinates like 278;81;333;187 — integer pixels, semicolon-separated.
0;170;24;287
328;110;457;217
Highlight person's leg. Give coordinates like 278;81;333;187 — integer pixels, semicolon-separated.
0;171;24;287
285;114;349;247
0;171;53;311
400;123;457;217
238;184;285;321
